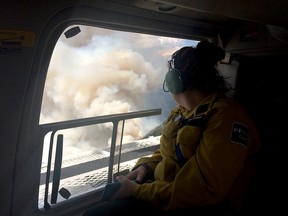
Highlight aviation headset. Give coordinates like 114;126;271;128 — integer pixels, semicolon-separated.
163;46;196;94
163;41;226;94
164;68;187;94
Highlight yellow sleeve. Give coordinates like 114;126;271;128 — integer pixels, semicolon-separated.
133;112;251;211
133;149;162;171
132;106;180;170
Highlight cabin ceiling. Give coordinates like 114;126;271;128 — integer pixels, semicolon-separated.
109;0;288;29
102;0;288;54
2;0;287;55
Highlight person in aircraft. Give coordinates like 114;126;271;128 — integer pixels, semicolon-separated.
83;40;261;215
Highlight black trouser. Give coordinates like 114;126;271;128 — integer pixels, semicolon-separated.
83;198;160;216
82;197;244;216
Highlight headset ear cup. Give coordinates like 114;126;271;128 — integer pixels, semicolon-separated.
165;68;184;94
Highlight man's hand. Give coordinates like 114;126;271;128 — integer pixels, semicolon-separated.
125;165;147;183
109;176;138;200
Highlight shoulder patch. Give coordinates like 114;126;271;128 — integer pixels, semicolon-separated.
230;122;248;147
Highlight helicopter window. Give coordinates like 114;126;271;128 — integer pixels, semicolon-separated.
38;24;198;209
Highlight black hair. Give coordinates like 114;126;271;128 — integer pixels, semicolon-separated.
169;40;229;94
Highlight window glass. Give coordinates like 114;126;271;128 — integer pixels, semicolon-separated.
38;25;198;208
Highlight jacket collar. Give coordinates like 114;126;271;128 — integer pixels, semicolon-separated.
179;92;225;118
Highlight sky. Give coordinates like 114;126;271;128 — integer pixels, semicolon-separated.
40;25;198;155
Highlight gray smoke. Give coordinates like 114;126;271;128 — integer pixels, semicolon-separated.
40;25;197;153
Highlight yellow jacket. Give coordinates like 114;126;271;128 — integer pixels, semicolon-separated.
132;92;260;211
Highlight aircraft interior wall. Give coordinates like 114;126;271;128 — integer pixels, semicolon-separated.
233;54;287;213
1;1;288;216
